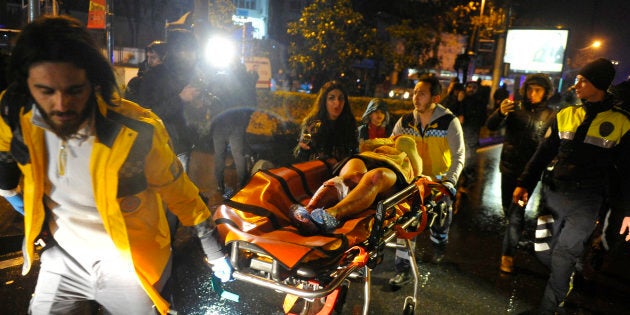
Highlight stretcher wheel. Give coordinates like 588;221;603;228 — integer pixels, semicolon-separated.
333;282;349;314
402;298;415;315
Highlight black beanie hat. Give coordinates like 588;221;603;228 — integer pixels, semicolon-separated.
579;58;615;91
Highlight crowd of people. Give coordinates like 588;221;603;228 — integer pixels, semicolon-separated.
286;61;630;314
2;14;630;315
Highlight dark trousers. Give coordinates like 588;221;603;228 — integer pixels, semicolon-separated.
501;172;523;257
213;127;249;191
502;202;525;257
537;185;603;314
394;203;453;272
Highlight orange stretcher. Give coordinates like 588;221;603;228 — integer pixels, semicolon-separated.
213;158;452;315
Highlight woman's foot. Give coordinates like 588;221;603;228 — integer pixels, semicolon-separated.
288;204;319;235
288;205;339;234
310;208;339;233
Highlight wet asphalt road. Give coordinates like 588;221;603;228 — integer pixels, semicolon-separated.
1;144;630;314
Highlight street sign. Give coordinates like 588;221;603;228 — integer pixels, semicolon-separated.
478;39;495;53
236;8;249;17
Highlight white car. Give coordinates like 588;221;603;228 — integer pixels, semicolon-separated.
388;86;413;100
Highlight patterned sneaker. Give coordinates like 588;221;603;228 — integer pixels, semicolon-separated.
288;204;319;235
310;208;339;233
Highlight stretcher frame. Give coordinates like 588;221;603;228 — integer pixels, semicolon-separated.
214;159;450;314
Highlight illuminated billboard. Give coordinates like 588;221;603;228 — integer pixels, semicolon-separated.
503;29;569;73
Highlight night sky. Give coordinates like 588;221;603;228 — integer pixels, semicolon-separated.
514;0;630;83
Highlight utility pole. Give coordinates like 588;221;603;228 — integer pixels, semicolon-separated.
464;0;486;83
489;2;511;108
106;0;114;63
193;0;211;41
27;0;40;23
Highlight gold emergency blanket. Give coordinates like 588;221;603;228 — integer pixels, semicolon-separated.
212;158;429;270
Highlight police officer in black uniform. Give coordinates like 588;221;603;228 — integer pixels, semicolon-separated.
513;58;630;314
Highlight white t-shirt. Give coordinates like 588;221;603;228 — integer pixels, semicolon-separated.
34;108;122;269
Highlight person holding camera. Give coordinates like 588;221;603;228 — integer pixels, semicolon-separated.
486;73;556;273
138;29;207;171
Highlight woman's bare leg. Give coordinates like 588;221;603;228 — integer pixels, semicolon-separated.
294;159;398;234
338;158;369;185
306;158;368;210
325;167;398;219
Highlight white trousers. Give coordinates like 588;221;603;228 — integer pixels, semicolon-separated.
29;245;170;315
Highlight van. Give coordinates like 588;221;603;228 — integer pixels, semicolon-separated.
244;56;272;89
0;28;20;53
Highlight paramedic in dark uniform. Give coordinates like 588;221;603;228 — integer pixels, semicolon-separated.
513;58;630;314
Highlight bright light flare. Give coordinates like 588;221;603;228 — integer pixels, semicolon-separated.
205;36;236;68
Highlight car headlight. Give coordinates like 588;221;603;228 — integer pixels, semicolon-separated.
403;91;410;99
388;90;395;98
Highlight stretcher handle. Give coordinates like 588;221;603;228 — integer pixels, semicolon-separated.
337;245;369;270
231;263;359;299
367;180;422;267
394;205;427;240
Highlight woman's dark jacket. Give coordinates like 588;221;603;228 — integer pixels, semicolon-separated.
294;117;358;162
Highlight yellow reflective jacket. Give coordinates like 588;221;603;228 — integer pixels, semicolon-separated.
0;92;211;314
518;98;630;194
391;105;465;186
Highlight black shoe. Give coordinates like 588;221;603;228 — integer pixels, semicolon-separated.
388;271;412;289
431;244;446;264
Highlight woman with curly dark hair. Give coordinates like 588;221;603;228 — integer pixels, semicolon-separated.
294;81;358;161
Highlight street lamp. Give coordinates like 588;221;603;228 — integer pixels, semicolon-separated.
576;39;603;66
561;40;605;93
579;40;602;51
591;40;602;49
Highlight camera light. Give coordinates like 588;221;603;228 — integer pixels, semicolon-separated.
205;35;236;68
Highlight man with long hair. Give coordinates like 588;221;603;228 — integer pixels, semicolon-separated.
0;15;232;314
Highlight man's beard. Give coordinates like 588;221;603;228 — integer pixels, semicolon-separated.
36;98;94;140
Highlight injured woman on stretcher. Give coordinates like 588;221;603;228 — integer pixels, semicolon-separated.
289;135;426;235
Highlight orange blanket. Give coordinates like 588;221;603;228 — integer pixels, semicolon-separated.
214;159;382;269
212;158;434;270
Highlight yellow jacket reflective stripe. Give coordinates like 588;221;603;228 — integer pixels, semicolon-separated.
556;105;630;148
